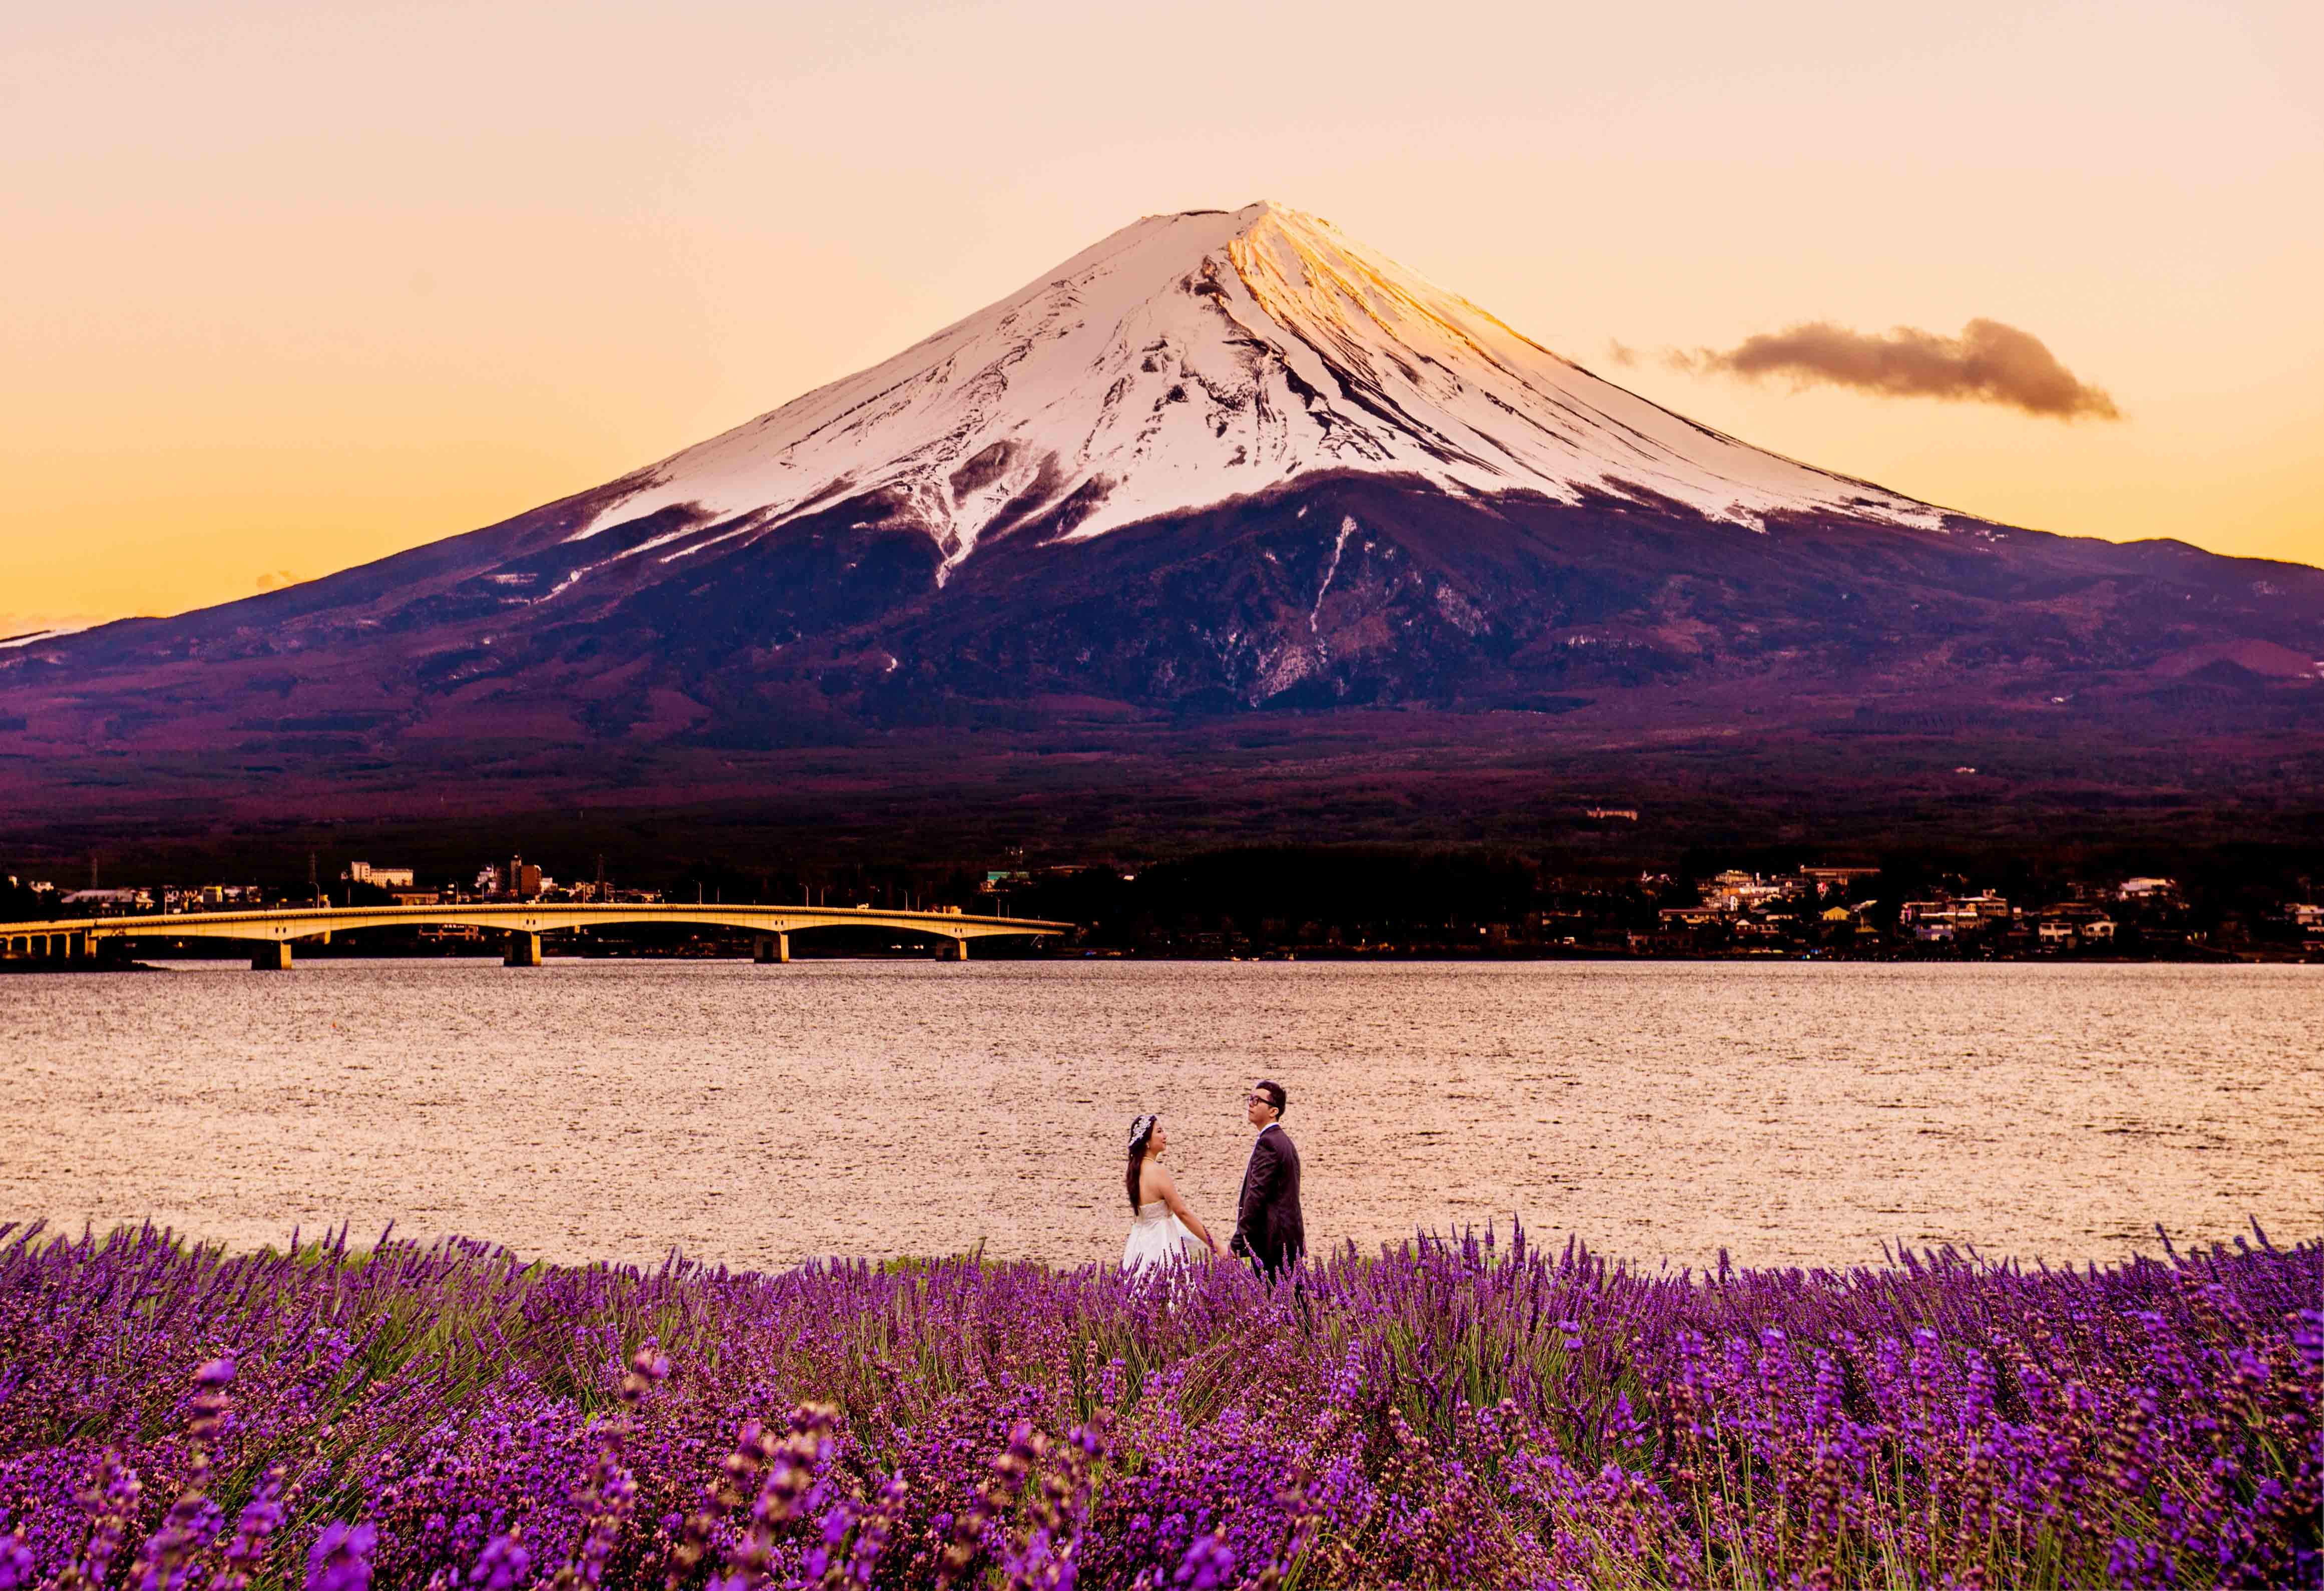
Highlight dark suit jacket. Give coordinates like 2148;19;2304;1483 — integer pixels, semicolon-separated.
1232;1123;1304;1275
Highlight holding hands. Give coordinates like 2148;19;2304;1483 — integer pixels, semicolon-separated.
1124;1081;1302;1278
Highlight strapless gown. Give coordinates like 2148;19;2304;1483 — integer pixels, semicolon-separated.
1122;1201;1199;1272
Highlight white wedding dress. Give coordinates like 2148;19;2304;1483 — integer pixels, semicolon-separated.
1122;1201;1200;1272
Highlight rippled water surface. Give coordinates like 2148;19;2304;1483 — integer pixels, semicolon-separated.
7;960;2318;1269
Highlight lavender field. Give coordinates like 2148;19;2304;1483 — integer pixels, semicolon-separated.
0;1221;2314;1589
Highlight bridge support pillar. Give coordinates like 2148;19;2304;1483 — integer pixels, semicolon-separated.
504;932;544;968
250;941;291;971
754;933;790;964
946;936;968;962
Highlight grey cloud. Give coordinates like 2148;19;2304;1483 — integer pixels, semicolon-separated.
1674;317;2120;420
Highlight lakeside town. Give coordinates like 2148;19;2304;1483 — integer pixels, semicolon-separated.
7;850;2319;962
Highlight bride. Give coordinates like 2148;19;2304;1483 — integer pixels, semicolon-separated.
1122;1114;1224;1272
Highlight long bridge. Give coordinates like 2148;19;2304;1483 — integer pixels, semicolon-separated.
0;902;1074;969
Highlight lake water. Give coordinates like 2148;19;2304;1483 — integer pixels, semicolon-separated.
6;960;2318;1271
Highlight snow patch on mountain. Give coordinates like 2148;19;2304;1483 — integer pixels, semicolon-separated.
1311;516;1355;633
0;628;82;651
561;202;1945;584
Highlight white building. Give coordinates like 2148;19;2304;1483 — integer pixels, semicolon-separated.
1900;895;2009;931
62;887;151;912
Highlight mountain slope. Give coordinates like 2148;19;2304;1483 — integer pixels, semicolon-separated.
1;202;2317;806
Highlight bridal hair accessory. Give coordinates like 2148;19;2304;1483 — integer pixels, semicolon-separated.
1127;1113;1157;1148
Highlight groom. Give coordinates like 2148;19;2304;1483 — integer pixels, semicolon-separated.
1231;1079;1305;1281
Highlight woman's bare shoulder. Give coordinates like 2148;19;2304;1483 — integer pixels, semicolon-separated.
1140;1162;1179;1198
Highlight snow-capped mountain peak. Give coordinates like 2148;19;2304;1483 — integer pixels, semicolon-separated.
563;201;1943;578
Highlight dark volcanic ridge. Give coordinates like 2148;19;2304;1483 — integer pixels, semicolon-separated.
7;470;2317;754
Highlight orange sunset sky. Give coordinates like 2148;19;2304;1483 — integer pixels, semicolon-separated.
5;0;2319;639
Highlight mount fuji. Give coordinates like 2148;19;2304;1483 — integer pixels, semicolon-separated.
557;201;1944;575
3;202;2318;847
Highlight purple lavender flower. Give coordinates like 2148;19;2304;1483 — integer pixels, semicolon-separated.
466;1528;529;1589
209;1467;285;1591
127;1356;242;1591
0;1534;33;1591
70;1450;144;1587
1172;1532;1235;1589
846;1475;908;1587
305;1521;377;1591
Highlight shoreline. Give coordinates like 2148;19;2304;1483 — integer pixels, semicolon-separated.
11;1213;2316;1290
4;944;2314;972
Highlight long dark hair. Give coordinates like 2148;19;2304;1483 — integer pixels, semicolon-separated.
1125;1114;1157;1210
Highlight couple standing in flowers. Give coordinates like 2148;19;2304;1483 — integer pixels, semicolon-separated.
1121;1078;1305;1280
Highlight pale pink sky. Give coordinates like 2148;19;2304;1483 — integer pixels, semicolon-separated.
5;0;2318;635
